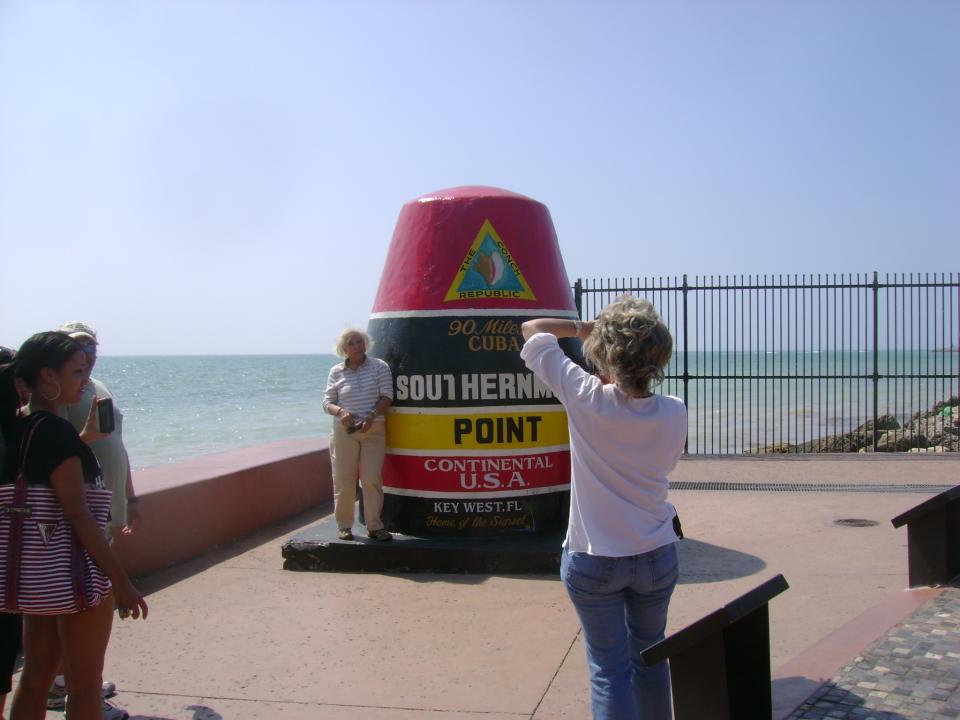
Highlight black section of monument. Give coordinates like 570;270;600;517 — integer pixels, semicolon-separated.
282;514;564;574
368;315;583;538
381;489;569;536
369;316;586;409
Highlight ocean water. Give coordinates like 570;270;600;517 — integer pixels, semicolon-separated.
95;355;340;469
662;349;958;452
95;351;958;468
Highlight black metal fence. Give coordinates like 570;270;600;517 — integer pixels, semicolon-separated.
573;273;959;455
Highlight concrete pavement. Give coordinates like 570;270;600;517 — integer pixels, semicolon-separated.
17;454;958;719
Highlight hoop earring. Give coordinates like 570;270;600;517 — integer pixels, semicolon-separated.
40;380;61;402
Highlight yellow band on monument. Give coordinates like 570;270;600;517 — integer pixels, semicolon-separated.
387;408;569;451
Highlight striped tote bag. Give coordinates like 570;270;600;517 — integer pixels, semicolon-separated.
0;416;112;615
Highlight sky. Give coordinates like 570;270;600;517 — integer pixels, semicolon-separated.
1;1;957;356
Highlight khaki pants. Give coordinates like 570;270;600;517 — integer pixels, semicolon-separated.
330;420;386;531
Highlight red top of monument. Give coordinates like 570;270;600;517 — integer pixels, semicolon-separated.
413;186;540;203
371;186;576;315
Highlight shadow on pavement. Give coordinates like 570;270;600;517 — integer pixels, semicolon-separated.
380;537;766;585
677;537;766;583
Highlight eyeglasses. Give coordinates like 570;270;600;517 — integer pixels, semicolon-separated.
80;343;98;353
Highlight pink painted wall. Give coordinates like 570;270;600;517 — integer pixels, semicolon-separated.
111;438;332;577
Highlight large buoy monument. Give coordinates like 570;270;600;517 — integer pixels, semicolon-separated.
368;186;581;537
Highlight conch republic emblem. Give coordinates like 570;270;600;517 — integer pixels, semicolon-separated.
367;186;582;536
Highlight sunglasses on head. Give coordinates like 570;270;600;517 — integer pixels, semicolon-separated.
79;342;98;353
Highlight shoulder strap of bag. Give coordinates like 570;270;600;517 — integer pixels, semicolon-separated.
4;414;46;609
16;412;46;459
71;532;90;612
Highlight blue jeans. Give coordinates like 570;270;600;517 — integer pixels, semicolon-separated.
561;543;679;720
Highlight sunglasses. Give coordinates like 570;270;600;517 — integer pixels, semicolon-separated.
79;343;98;353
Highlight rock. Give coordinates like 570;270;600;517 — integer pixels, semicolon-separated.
909;414;960;448
855;415;901;433
910;415;944;435
940;434;960;452
753;442;797;454
756;399;956;454
875;428;928;452
798;436;858;453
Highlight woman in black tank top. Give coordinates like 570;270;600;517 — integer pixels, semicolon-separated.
0;333;148;720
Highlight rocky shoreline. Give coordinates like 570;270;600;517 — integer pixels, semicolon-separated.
752;397;959;454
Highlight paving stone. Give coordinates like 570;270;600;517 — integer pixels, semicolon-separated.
788;588;960;720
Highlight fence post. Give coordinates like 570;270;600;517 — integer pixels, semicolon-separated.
872;271;880;452
682;274;690;454
574;279;583;319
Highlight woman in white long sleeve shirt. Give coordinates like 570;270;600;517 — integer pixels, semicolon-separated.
520;296;686;720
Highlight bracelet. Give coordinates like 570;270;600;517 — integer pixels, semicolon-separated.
573;319;583;336
335;407;343;417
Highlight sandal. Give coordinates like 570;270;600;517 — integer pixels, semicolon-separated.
337;528;354;541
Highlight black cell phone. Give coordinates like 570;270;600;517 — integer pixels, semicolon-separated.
97;398;115;433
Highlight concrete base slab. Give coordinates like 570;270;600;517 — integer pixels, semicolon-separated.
282;515;564;574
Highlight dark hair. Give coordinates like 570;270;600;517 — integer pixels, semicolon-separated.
1;333;82;449
0;346;18;449
14;332;83;390
0;361;18;445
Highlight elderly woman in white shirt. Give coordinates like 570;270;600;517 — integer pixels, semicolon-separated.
520;296;686;720
323;328;394;542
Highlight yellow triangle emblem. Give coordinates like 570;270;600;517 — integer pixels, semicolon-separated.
444;220;536;302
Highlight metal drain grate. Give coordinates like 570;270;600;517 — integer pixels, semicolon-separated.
668;481;954;494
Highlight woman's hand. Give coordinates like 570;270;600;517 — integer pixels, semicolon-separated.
338;410;355;427
360;413;375;433
79;397;110;444
114;579;149;620
122;502;142;535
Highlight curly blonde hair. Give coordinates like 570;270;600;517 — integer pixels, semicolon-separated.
582;295;673;397
333;328;374;358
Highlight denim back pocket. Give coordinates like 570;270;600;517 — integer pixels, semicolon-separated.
564;552;617;593
648;543;680;590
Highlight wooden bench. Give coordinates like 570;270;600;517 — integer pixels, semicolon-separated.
891;485;960;588
641;574;789;720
